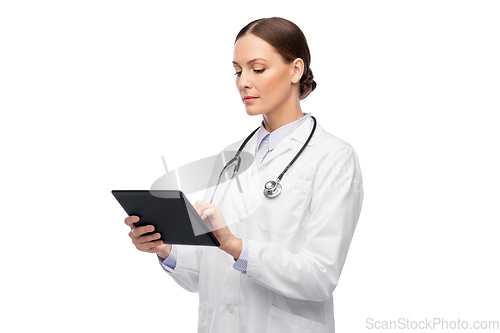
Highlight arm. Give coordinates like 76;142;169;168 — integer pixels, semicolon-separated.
246;145;363;301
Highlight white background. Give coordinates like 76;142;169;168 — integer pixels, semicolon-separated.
1;1;499;332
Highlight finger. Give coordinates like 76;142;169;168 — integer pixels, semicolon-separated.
204;206;216;217
194;200;205;212
194;202;205;217
136;239;164;252
134;232;162;245
130;225;155;238
125;215;140;228
200;208;212;220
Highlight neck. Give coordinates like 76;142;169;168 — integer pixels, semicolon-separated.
262;101;303;133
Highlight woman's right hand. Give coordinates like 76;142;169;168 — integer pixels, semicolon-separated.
124;215;172;259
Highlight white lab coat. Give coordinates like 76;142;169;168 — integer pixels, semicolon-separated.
167;117;363;333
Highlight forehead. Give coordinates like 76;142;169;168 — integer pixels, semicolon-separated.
233;34;281;65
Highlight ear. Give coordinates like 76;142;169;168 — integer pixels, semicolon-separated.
291;58;304;84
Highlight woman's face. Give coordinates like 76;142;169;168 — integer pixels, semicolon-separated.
232;34;302;117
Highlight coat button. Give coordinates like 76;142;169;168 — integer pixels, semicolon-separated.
227;304;235;313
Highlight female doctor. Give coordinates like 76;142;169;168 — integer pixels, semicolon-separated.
125;17;363;333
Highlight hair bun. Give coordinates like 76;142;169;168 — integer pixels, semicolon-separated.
300;67;317;100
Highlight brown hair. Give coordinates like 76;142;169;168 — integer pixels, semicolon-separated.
235;17;317;100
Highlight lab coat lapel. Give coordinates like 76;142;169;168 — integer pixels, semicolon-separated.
257;116;317;169
235;129;259;199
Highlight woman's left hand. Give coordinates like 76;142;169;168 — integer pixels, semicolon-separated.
193;200;242;259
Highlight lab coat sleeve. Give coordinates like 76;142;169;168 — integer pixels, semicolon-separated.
165;244;204;293
246;145;363;302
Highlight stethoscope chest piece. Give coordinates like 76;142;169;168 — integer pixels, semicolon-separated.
263;180;282;199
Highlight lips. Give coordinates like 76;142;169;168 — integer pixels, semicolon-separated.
243;96;258;103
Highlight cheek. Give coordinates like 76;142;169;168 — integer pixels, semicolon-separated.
263;71;291;100
259;72;286;96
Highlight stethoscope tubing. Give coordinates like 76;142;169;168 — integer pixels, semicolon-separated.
212;116;316;203
276;116;316;182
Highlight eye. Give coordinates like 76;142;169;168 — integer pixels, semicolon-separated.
253;69;265;73
234;71;242;76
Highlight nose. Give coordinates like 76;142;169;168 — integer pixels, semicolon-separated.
237;70;252;91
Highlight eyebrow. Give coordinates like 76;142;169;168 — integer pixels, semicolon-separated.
232;58;268;66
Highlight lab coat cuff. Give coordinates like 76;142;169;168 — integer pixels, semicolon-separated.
232;238;249;274
158;245;178;273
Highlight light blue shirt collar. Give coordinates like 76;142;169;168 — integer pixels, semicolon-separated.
255;113;311;154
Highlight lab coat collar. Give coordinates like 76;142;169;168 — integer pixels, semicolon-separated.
289;114;321;146
239;113;320;157
255;115;322;169
233;115;323;200
255;113;312;153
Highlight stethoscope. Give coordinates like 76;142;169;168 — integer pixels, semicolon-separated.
210;116;316;204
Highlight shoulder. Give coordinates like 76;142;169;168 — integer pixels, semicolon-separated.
313;124;359;161
310;126;362;188
318;125;352;148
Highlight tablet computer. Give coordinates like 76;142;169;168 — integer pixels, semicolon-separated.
112;190;220;246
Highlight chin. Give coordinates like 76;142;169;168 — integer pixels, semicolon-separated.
244;107;264;117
